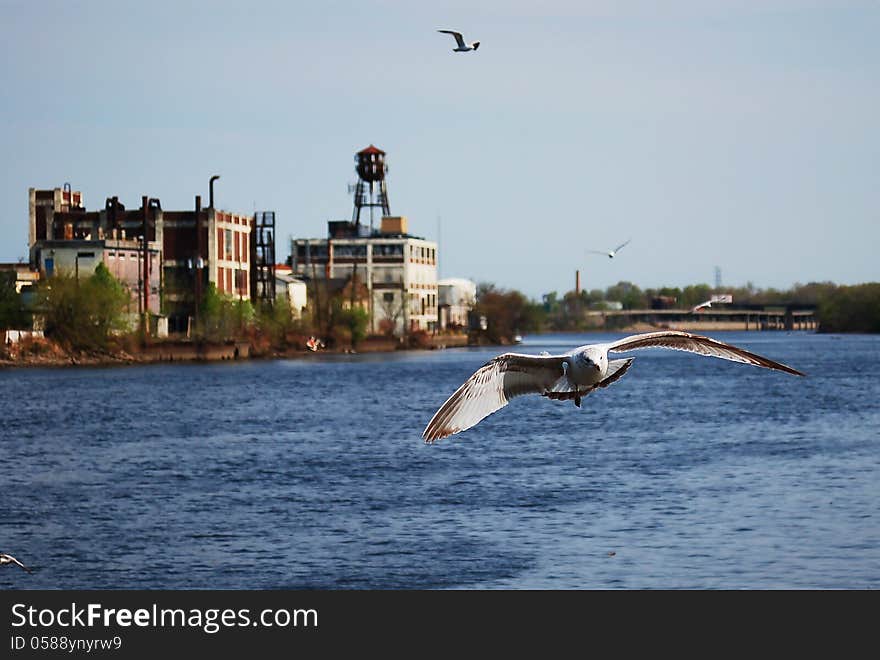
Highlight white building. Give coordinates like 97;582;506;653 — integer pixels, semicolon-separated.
291;216;437;334
274;266;308;318
438;277;476;330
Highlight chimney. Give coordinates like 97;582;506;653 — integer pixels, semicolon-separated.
575;270;581;295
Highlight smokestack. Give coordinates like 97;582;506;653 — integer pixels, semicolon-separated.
576;269;581;295
209;175;220;209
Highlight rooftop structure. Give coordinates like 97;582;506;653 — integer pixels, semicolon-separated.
291;146;438;335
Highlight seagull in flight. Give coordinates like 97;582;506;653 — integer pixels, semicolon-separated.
1;553;32;573
422;330;805;443
692;294;733;313
437;29;480;52
588;239;631;259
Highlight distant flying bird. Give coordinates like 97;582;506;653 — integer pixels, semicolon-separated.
692;294;733;313
0;553;32;573
588;239;631;259
422;330;805;443
437;29;481;52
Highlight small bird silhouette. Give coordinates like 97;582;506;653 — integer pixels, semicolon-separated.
588;239;631;259
1;553;33;573
437;29;480;52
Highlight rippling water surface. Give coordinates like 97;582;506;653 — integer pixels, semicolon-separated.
1;332;878;589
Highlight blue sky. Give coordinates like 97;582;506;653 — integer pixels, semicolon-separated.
2;0;877;299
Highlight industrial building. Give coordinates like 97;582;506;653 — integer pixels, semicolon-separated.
274;264;308;318
438;277;477;330
27;182;258;335
290;145;438;334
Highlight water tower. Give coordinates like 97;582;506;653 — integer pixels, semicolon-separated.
351;144;391;231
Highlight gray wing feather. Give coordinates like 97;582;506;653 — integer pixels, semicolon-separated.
1;553;32;573
606;331;805;376
438;29;466;48
423;353;565;443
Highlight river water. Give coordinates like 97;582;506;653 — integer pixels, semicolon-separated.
1;332;877;589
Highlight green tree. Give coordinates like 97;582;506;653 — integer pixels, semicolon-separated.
330;301;369;347
198;282;255;341
474;283;544;342
604;281;647;309
90;262;131;339
817;283;880;333
36;263;130;350
0;271;29;330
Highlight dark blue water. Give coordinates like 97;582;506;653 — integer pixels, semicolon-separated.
1;332;878;589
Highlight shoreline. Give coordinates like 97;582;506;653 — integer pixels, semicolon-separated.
0;324;825;370
0;333;472;370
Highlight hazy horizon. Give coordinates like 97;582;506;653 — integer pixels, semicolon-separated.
2;1;877;300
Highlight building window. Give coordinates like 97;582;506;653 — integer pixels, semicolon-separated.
333;244;367;258
296;243;328;260
373;243;403;257
225;229;233;260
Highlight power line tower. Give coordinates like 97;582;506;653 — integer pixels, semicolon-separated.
350;144;390;232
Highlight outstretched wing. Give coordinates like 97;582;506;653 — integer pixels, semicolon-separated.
587;250;611;256
437;29;466;48
613;238;631;253
423;353;566;443
606;330;805;376
1;553;32;573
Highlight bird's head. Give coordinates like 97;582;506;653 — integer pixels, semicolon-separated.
581;348;605;372
472;41;480;50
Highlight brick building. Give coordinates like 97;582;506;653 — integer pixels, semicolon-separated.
28;186;252;335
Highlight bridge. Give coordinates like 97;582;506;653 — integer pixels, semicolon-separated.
590;305;818;332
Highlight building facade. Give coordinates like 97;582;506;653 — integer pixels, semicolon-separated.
274;265;308;318
438;277;476;330
28;187;252;335
291;216;438;334
29;188;163;322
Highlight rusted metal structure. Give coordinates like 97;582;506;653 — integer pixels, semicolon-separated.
250;211;276;307
351;144;391;231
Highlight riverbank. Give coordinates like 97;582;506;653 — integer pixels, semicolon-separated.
1;322;823;370
0;332;472;369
